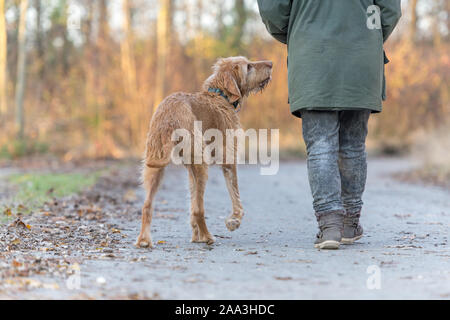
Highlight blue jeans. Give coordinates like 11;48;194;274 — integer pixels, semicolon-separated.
301;110;371;218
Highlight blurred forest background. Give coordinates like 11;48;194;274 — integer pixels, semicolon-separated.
0;0;448;164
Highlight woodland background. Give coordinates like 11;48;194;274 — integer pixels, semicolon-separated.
0;0;448;163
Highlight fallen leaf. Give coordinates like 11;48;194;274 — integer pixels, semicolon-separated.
275;276;293;281
12;260;22;267
214;234;232;239
9;218;29;230
3;207;12;216
10;238;21;245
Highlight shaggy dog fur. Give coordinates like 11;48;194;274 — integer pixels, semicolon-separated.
136;56;273;248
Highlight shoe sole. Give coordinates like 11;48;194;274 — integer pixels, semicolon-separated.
341;235;363;244
314;240;340;250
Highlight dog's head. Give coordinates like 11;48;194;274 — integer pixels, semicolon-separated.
203;56;273;104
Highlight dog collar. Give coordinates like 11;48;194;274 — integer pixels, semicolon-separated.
208;87;240;110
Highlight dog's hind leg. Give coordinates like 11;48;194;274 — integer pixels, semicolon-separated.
222;164;244;232
187;164;215;245
135;165;165;248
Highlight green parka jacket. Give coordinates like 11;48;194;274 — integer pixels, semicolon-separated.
257;0;402;117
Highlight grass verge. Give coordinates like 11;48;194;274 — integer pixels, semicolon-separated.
1;172;101;222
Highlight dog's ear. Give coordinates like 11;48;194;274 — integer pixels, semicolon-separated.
223;70;242;103
208;59;242;103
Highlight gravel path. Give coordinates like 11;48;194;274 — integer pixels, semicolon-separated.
1;158;449;299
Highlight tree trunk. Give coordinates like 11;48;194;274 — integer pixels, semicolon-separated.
232;0;247;51
61;0;70;75
0;0;7;115
35;0;44;76
431;0;442;47
94;0;109;157
154;0;172;112
15;0;28;139
217;2;225;40
409;0;419;42
121;0;137;99
121;0;140;145
98;0;109;46
83;0;94;45
447;0;450;42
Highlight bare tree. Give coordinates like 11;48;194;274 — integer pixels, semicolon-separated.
98;0;109;46
61;0;70;75
154;0;173;112
121;0;141;144
0;0;7;115
121;0;137;100
35;0;44;76
232;0;248;51
410;0;419;42
217;3;225;40
447;0;450;42
82;0;94;45
431;0;442;46
15;0;28;139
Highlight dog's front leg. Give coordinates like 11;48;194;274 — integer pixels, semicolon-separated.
222;164;244;231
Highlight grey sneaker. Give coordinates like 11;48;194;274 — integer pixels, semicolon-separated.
314;213;344;249
342;214;363;244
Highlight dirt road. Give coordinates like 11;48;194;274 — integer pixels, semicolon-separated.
0;158;449;299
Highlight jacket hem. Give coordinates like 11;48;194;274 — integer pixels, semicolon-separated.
290;104;382;118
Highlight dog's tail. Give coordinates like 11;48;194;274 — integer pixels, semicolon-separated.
143;130;173;168
140;121;173;191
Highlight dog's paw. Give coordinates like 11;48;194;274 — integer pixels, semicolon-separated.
205;236;215;245
226;218;241;232
192;234;215;245
135;237;153;248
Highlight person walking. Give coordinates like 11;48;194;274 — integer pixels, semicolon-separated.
257;0;402;249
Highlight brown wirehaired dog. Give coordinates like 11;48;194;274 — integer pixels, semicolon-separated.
136;56;273;248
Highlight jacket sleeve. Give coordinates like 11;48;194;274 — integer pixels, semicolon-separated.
375;0;402;42
257;0;292;44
